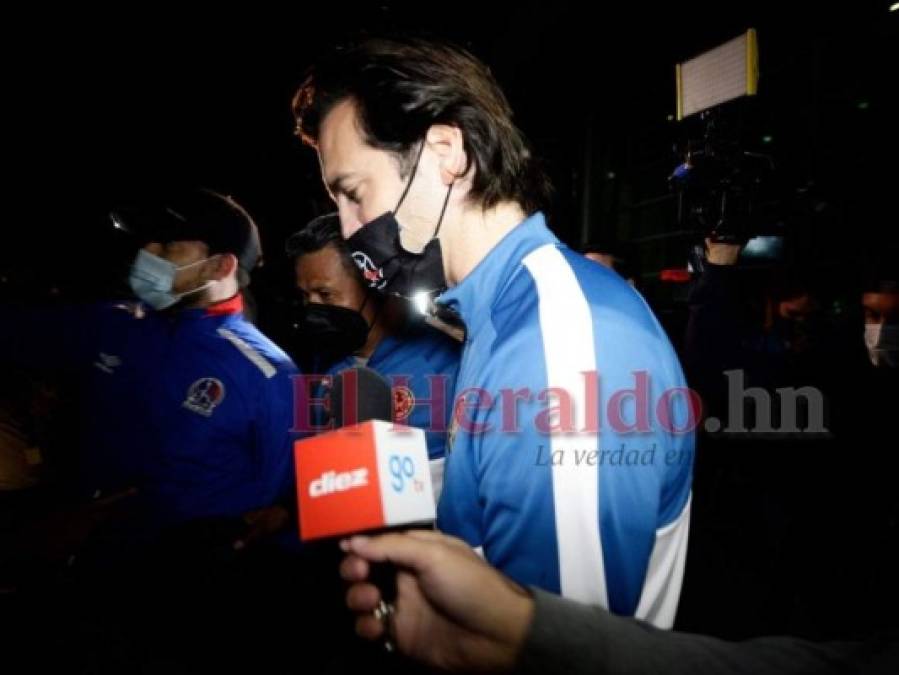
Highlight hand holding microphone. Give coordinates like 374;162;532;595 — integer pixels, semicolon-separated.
339;530;535;672
293;366;437;649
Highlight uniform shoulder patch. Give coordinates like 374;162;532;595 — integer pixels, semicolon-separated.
183;377;226;417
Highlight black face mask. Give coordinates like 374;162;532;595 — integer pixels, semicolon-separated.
347;142;453;300
300;302;371;360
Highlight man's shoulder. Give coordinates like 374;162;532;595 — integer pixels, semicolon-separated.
499;244;661;332
484;244;676;375
212;319;298;381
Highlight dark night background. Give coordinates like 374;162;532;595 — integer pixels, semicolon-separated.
4;1;896;323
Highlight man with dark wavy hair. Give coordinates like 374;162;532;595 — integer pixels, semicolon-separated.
293;37;695;628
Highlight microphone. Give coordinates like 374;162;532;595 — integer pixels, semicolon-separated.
294;366;436;542
294;366;436;651
330;364;394;428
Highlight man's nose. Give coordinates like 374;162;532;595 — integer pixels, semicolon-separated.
337;202;362;239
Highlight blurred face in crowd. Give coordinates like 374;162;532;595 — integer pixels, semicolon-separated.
140;240;233;308
776;293;816;322
768;292;822;356
862;291;899;368
144;241;208;293
862;291;899;326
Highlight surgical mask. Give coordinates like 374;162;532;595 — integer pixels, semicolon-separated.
864;323;899;368
347;141;453;301
128;249;214;310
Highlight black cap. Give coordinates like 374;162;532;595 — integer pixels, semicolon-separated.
111;188;262;287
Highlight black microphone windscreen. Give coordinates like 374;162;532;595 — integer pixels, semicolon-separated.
330;366;393;428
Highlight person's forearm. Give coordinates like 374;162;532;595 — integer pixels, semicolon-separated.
516;589;871;675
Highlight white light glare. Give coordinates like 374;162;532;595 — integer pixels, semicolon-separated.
412;291;430;315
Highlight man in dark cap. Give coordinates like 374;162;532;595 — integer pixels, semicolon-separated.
6;189;299;536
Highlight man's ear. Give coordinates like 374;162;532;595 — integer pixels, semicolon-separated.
209;253;238;281
425;124;468;186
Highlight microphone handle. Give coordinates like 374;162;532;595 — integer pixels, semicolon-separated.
369;560;398;606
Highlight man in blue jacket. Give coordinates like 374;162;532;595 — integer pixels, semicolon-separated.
293;37;695;627
4;189;298;532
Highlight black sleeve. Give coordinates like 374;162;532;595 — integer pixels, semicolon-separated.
684;264;746;366
517;589;897;675
682;263;774;417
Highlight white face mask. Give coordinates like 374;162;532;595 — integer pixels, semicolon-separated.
128;249;214;310
864;323;899;368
